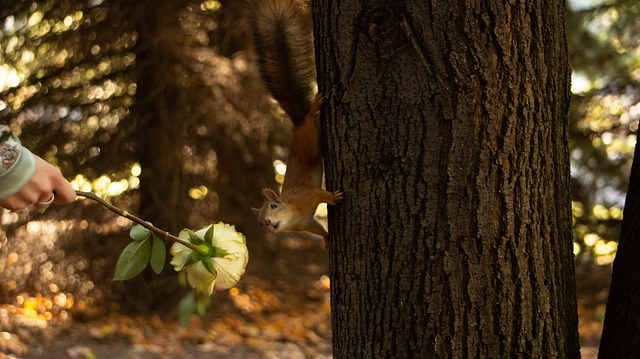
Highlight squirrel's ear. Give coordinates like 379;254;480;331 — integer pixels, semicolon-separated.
261;188;279;202
251;207;260;215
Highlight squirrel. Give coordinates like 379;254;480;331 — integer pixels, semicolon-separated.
249;0;343;246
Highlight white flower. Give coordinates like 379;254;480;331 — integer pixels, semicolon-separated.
170;222;248;295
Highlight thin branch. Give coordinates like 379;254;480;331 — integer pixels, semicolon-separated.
75;190;206;255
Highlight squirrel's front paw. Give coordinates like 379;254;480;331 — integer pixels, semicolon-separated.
333;190;344;203
310;93;324;115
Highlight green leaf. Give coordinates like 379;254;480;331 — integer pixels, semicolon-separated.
195;294;212;316
177;291;196;326
114;238;152;281
129;224;151;241
201;256;216;275
211;246;230;258
150;235;166;274
204;224;214;243
187;229;203;244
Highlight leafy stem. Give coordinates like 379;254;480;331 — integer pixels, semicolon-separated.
75;190;206;255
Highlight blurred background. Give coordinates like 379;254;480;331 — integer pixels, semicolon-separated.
0;0;636;357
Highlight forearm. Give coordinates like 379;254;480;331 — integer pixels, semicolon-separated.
0;125;36;199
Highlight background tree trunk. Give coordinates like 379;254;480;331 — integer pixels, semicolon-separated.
314;1;580;357
133;0;191;234
599;142;640;357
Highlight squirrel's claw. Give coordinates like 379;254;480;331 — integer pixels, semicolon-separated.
333;190;344;203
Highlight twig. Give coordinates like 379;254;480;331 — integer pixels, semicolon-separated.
75;190;206;255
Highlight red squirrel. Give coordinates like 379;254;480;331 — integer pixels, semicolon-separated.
249;0;343;245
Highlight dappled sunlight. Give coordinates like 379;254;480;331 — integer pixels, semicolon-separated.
571;72;592;94
70;162;140;198
188;185;209;200
1;291;77;328
572;199;624;264
1;3;136;114
1;0;138;189
568;1;640;277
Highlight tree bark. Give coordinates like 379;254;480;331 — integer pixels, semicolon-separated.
599;143;640;357
314;1;580;357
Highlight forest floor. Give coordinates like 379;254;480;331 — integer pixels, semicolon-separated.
1;238;610;359
2;228;336;359
575;257;611;359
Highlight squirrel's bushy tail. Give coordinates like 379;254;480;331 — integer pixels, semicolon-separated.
249;0;316;126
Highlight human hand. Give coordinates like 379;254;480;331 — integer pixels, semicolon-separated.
0;155;76;211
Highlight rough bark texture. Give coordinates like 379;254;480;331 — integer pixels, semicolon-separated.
314;1;580;357
599;143;640;357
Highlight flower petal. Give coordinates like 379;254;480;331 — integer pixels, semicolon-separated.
212;251;248;291
195;225;213;241
209;222;248;291
178;228;191;241
211;222;243;246
186;261;217;295
169;242;192;271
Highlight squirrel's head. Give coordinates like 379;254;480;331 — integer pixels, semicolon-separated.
251;188;293;232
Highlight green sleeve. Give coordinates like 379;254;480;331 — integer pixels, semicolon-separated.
0;125;37;199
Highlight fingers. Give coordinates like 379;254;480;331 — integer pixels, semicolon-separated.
36;192;55;213
0;188;44;210
0;156;75;211
35;156;75;205
0;196;29;211
51;175;76;204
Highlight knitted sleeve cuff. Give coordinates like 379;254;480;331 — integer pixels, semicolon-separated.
0;126;37;199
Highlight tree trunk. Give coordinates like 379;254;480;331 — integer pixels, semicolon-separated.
599;143;640;357
314;1;580;357
133;0;192;234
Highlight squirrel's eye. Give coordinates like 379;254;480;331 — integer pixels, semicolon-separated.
270;203;278;210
